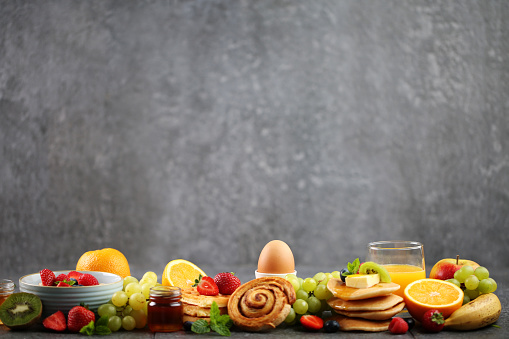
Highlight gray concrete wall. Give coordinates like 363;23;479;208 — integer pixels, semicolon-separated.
1;1;508;277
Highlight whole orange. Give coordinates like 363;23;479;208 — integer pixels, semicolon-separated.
76;248;130;278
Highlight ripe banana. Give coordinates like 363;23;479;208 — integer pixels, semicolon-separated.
444;293;501;331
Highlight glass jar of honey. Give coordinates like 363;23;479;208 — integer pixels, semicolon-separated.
0;279;15;325
147;286;182;332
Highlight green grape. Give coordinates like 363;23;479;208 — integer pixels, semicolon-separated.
474;266;489;280
313;272;327;285
129;292;147;311
314;284;332;300
123;276;139;290
130;309;148;329
478;279;493;294
296;289;309;301
284;308;296;323
142;271;158;283
307;296;321;314
302;278;317;292
98;303;117;318
141;283;152;299
139;277;156;287
462;294;470;305
331;271;341;279
111;291;129;307
287;277;301;292
487;278;497;293
464;275;480;290
122;305;133;317
285;274;298;280
293;299;308;315
464;288;479;300
298;277;304;286
446;278;461;288
454;266;474;283
122;315;136;331
107;316;122;332
125;282;142;297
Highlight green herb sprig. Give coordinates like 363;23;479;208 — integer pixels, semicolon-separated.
79;316;112;336
344;258;361;276
191;301;233;336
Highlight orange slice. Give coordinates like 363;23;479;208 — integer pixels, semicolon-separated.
162;259;206;288
403;278;463;322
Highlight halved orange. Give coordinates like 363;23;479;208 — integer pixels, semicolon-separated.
403;278;464;322
162;259;206;288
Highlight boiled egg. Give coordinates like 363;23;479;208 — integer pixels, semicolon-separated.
257;240;295;274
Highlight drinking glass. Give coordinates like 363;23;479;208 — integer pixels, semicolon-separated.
366;241;426;298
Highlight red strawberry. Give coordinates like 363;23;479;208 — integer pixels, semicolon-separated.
67;306;95;332
421;309;445;333
194;275;219;296
213;272;241;295
68;271;81;279
300;315;324;331
78;273;99;286
389;317;408;334
55;273;68;283
57;281;71;287
43;310;67;331
40;269;56;286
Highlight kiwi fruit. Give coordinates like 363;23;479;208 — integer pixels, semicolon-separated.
0;292;42;330
359;262;392;283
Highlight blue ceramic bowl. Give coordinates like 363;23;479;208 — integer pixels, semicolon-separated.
19;270;123;316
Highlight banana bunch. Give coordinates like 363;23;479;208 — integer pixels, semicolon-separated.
444;293;501;330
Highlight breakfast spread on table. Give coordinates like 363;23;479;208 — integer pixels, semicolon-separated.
0;241;502;336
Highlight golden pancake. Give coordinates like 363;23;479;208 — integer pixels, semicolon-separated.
332;301;405;320
327;278;400;300
183;302;228;317
181;287;230;308
327;294;404;311
326;314;391;332
183;314;210;323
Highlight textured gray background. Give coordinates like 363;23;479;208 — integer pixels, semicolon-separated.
1;0;508;279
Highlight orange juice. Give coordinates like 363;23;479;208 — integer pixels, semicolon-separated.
384;264;426;298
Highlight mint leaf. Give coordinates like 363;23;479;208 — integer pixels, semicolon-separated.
210;301;220;323
79;321;95;336
211;323;231;337
216;314;233;328
96;316;109;328
346;258;360;275
191;319;211;334
95;325;112;335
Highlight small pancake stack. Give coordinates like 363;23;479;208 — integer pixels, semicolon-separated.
326;278;404;332
181;287;230;323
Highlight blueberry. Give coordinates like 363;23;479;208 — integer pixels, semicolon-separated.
323;320;340;333
69;278;78;285
403;317;415;330
183;321;194;331
340;268;349;282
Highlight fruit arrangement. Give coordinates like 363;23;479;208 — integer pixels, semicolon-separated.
0;245;503;335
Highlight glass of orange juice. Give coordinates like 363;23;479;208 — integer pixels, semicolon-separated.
366;241;426;298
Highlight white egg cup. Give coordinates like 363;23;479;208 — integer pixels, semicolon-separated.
255;270;297;279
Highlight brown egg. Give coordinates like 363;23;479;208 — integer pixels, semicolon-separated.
257;240;295;274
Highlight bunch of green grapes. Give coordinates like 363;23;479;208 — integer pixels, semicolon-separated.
446;266;497;305
97;271;159;331
283;271;339;323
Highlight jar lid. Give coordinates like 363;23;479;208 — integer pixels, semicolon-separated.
0;279;15;293
149;286;181;297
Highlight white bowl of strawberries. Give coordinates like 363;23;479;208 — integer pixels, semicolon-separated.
19;269;122;316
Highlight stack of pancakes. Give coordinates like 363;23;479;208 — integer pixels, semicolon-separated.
326;278;405;332
181;287;230;323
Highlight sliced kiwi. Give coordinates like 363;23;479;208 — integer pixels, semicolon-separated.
359;262;391;283
0;292;42;330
